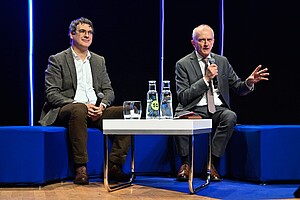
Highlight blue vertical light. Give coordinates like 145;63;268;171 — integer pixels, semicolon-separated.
28;0;34;126
159;0;164;93
219;0;224;56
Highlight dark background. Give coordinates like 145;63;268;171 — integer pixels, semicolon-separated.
1;0;299;126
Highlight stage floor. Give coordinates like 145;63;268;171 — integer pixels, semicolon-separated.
0;176;298;200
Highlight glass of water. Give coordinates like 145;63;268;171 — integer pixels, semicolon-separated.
131;101;142;119
123;101;132;119
123;101;142;119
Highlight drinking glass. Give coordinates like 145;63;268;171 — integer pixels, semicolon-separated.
123;101;142;119
123;101;132;120
131;101;142;119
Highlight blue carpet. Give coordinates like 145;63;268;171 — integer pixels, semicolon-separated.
131;176;299;199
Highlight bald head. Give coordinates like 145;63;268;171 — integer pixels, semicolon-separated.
192;24;214;40
191;24;215;57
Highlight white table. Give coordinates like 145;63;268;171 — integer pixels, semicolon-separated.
102;119;212;194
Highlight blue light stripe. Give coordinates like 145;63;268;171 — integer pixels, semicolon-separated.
220;0;224;56
159;0;164;93
28;0;34;126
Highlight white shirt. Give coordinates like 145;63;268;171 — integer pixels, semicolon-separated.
195;51;223;106
71;48;97;104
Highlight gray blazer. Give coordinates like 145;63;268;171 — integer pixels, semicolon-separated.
39;47;115;126
174;51;252;115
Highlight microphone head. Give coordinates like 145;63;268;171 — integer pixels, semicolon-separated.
209;57;216;64
97;92;104;99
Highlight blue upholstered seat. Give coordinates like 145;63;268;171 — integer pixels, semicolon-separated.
0;126;190;185
228;125;300;182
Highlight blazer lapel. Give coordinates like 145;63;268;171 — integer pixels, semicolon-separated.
89;54;99;90
190;52;202;78
65;48;77;90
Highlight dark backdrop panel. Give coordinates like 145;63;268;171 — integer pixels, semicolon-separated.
1;0;299;125
225;0;300;124
0;1;28;125
164;0;221;116
33;1;160;124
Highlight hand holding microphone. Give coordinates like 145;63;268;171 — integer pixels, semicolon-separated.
89;92;104;121
95;92;104;107
208;57;218;89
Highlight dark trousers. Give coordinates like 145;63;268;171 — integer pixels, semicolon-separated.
174;105;237;158
56;103;130;165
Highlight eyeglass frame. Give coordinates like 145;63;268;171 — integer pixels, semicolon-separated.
76;29;94;36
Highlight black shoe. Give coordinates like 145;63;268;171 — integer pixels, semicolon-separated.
176;164;189;182
74;166;89;185
108;164;131;182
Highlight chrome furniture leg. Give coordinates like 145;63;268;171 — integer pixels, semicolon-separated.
188;131;212;194
103;135;135;192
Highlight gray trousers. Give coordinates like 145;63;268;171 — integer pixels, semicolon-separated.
174;105;237;158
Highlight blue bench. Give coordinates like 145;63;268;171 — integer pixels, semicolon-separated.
0;126;104;185
1;126;197;185
228;125;300;182
5;124;298;185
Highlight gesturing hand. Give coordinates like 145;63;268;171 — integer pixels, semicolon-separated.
246;65;269;87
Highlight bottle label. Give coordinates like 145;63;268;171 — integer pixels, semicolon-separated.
151;100;159;111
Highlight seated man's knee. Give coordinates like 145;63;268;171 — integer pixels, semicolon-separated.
222;109;237;124
72;103;88;118
104;106;123;119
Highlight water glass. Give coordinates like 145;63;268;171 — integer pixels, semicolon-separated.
131;101;142;119
123;101;142;119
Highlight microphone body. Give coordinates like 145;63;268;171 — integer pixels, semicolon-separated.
95;92;104;107
208;57;218;88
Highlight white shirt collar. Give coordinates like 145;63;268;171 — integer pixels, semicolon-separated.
71;47;91;61
195;50;211;61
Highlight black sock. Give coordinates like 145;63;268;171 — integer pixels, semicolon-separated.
109;160;121;167
212;155;220;166
180;155;189;165
75;163;86;169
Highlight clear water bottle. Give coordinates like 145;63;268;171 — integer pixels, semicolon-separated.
146;80;160;119
160;80;173;119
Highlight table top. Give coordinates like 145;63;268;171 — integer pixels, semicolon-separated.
103;119;212;135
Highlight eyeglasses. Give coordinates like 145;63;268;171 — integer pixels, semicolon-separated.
197;38;214;44
76;29;94;35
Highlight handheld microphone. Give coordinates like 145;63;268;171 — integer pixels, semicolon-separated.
95;92;104;107
208;57;218;88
